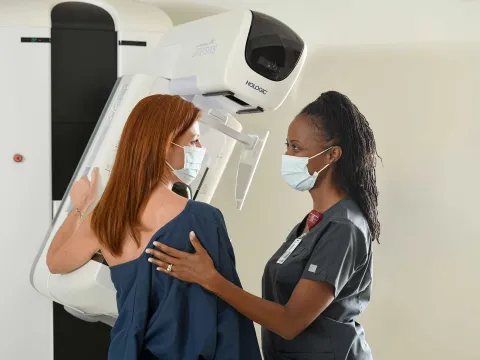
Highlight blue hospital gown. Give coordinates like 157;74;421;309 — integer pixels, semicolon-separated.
108;200;261;360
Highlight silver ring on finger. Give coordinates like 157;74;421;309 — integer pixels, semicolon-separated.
166;264;173;272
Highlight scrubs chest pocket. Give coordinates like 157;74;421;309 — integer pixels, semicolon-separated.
276;246;309;275
274;244;313;292
290;246;309;259
278;246;310;267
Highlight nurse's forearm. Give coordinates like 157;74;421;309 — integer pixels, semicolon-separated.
207;272;299;340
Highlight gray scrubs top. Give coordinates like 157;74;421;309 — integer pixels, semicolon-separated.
262;198;373;360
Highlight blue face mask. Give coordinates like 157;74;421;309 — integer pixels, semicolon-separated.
167;143;206;185
281;147;333;192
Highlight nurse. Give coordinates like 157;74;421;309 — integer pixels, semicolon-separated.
147;91;380;360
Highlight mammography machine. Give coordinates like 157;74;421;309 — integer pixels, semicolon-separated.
1;2;175;358
26;5;307;328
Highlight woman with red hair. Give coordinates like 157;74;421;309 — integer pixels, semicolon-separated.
46;94;261;360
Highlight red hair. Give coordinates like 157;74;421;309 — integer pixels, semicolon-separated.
91;95;200;256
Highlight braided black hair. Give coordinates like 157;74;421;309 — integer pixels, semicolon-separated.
300;91;381;242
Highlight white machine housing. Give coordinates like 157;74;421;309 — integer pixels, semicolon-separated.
151;10;306;115
28;3;306;332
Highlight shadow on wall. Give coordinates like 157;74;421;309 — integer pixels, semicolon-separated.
150;2;226;25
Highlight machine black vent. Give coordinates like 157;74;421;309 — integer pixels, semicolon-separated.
119;40;147;47
237;106;264;115
245;11;304;82
226;94;249;107
21;37;50;43
193;168;210;200
172;182;192;199
202;90;251;107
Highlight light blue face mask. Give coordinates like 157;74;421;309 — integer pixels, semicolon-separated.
281;147;333;192
167;143;206;185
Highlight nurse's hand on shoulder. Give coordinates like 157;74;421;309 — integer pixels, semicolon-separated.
146;232;218;290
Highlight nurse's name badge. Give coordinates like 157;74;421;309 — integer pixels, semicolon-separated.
277;234;306;265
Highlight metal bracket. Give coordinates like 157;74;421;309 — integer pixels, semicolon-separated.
200;110;258;150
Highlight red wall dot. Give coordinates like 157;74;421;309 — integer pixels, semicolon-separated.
13;154;24;162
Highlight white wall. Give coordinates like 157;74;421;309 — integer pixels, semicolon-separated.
146;0;480;45
209;44;480;360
